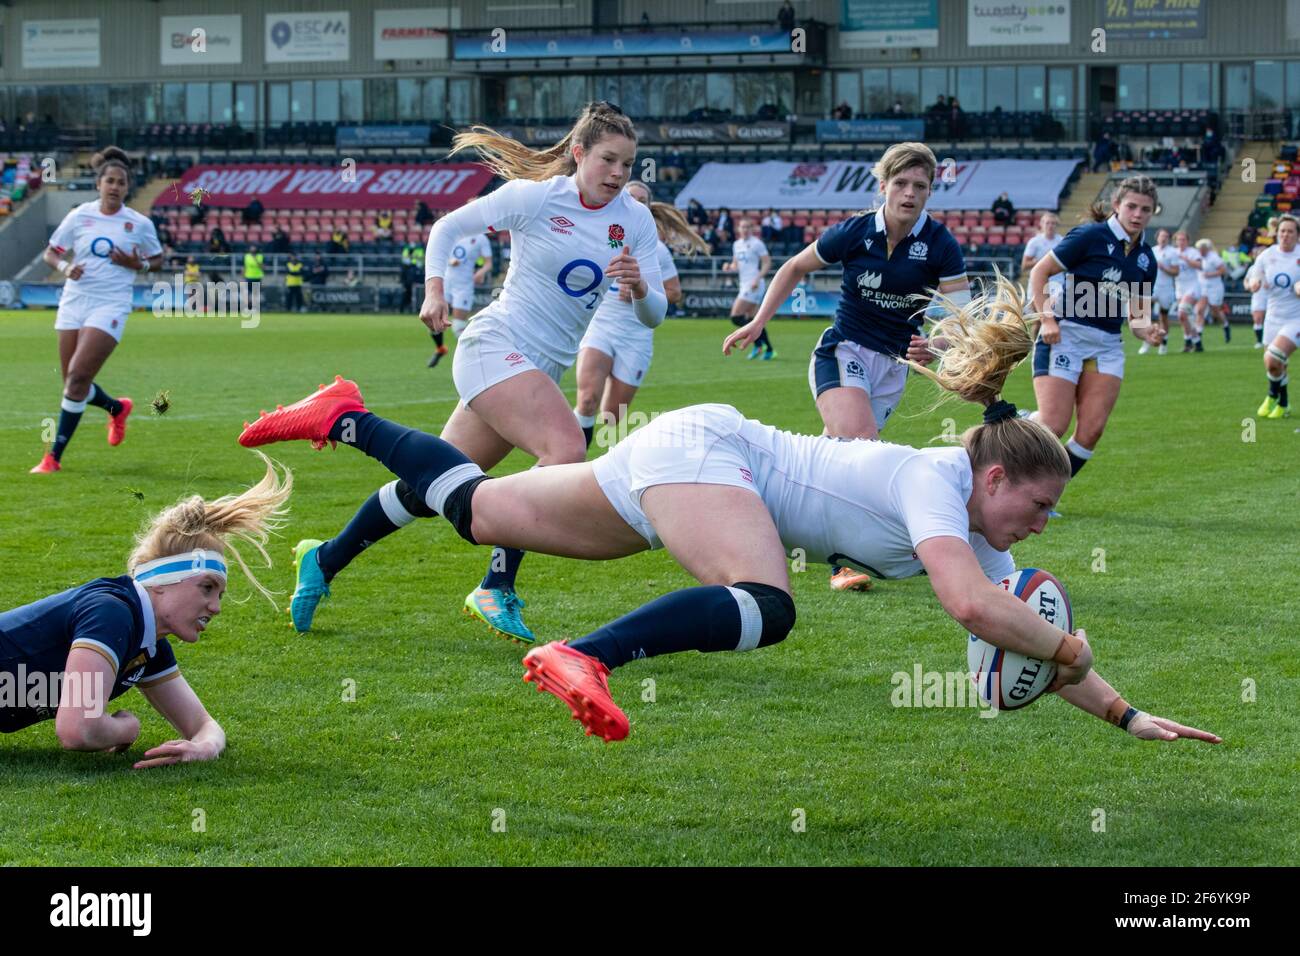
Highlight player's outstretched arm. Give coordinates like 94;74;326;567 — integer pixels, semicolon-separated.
722;242;822;354
1055;671;1221;743
136;675;226;769
54;648;141;753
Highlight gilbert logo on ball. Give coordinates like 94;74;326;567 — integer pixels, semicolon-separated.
967;568;1071;711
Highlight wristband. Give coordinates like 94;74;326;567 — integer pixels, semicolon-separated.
1119;706;1139;731
57;260;71;275
138;261;151;274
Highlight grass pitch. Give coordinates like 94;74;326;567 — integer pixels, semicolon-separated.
1;308;1296;865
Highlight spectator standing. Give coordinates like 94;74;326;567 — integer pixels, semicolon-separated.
328;228;350;255
284;252;305;313
778;1;795;33
242;197;264;225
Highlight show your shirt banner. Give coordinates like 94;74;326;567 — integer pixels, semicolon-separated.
1100;0;1206;39
373;8;456;60
968;1;1071;46
674;159;1080;212
22;19;101;69
153;164;492;211
840;0;938;49
160;15;243;66
265;12;350;63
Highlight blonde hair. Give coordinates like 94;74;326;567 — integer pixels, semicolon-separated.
907;272;1071;484
1195;237;1214;253
1086;174;1159;223
872;142;937;187
128;453;292;606
450;101;637;182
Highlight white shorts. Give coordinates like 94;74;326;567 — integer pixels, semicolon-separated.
451;312;568;404
591;404;757;548
1251;289;1268;314
579;319;653;387
1175;287;1198;311
1200;283;1225;307
1263;316;1300;349
735;278;765;307
54;292;130;343
1033;321;1125;383
446;285;474;313
808;327;908;430
1154;286;1176;312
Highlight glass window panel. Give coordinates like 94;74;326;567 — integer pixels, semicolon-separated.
706;73;734;113
622;75;647;118
164;83;186;121
449;78;472;125
340;79;364;121
422;77;446;120
1255;61;1282;110
890;68;919;112
834;71;860;114
920;67;947;111
315;80;339;122
646;75;670;118
1117;64;1146;109
955;66;983;111
1182;63;1210;109
184;82;208;123
211;83;233;123
597;74;620;107
505;77;529;115
290;80;312;120
862;68;888;113
235;83;256;125
676;74;705;116
397;78;422;119
108;84;135;127
1147;64;1178;109
1017;65;1044;111
1223;64;1251;111
1287;62;1300;110
1048;66;1073;111
535;76;562;119
367;79;394;121
986;66;1014;110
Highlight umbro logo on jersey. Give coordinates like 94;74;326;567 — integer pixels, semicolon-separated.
739;467;753;483
550;217;574;228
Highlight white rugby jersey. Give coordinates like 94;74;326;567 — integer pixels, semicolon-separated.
586;239;677;344
729;410;1014;582
1172;246;1202;295
1250;244;1300;323
1024;233;1064;289
732;236;768;288
1198;250;1225;291
444;233;492;293
1152;244;1180;295
48;201;161;305
426;175;661;367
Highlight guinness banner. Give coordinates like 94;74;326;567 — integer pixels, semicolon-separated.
493;122;790;146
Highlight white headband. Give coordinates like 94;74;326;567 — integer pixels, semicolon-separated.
132;549;227;587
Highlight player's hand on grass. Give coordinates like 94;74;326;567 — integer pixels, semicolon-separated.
1047;629;1092;691
98;709;141;752
132;738;219;769
606;249;644;298
1126;712;1222;744
723;318;764;355
1038;314;1061;345
906;334;937;365
420;289;449;333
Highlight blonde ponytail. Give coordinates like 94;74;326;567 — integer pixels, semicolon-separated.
128;452;292;605
650;201;710;255
450;101;637;183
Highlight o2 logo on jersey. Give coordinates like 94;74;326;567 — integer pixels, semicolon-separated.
90;236;117;258
556;258;604;310
452;244;467;260
1275;273;1293;289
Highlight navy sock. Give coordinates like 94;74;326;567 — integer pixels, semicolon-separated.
481;547;525;590
1269;377;1280;399
86;383;123;417
569;586;746;669
582;425;595;448
1281;383;1290;408
1255;327;1264;344
755;329;772;350
316;490;399;582
328;412;471;502
431;331;445;348
50;394;87;462
1067;450;1088;477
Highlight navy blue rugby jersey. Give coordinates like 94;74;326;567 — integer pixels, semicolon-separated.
814;208;967;358
1049;214;1157;334
0;575;179;732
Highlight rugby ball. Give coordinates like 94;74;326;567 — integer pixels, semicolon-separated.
967;568;1072;711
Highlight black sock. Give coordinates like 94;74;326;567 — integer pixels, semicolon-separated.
431;331;445;348
1255;327;1264;344
50;394;87;462
85;383;123;417
570;586;752;669
316;490;402;582
481;547;525;590
328;412;476;505
582;425;595;448
1268;377;1281;399
1280;383;1290;408
755;329;771;350
1067;450;1089;477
